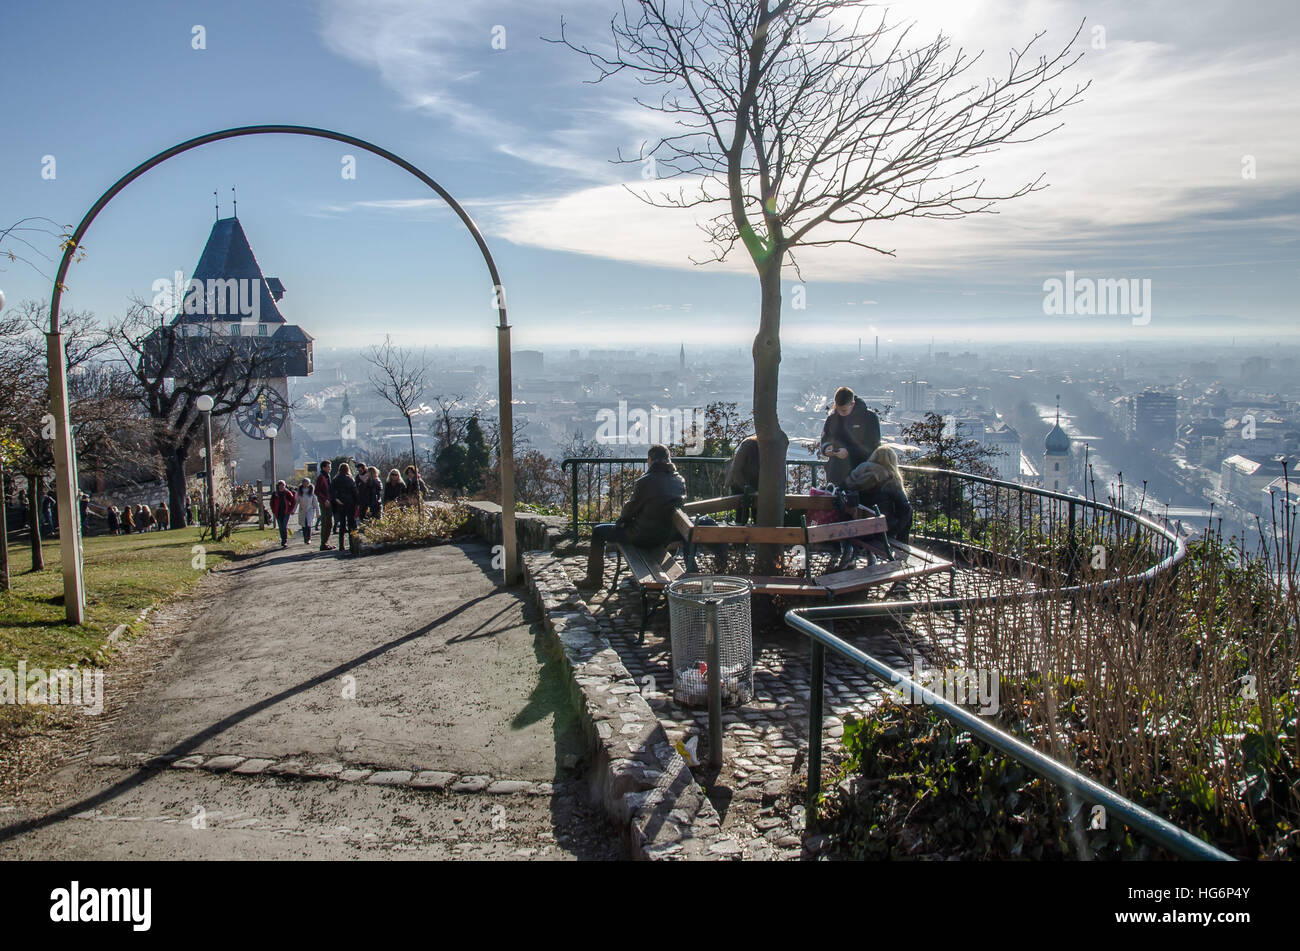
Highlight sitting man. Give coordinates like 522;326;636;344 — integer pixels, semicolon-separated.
579;444;686;589
723;434;760;525
820;385;881;486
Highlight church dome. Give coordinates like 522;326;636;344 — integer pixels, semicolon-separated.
1045;421;1071;454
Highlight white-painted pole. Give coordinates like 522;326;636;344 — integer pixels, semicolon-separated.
47;330;85;624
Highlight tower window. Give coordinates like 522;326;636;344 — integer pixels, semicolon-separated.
231;323;241;337
258;323;268;336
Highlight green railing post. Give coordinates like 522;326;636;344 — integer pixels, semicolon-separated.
806;638;825;832
569;461;579;538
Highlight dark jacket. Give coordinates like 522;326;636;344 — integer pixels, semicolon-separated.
360;477;383;518
383;478;407;504
618;461;687;548
270;487;297;518
819;398;881;486
405;475;429;501
315;471;332;508
862;482;911;544
330;473;358;515
724;436;760;492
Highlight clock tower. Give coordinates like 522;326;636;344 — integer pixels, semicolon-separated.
154;215;313;485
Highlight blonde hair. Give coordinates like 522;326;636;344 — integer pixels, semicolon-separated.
388;469;403;482
870;445;904;489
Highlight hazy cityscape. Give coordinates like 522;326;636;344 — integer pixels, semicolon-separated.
290;335;1300;556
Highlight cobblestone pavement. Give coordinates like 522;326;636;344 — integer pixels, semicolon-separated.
561;548;1013;860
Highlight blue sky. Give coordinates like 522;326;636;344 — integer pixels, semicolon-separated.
1;0;1296;350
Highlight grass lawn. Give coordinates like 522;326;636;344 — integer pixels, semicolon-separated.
1;527;274;672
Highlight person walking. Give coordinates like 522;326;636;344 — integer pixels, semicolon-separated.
122;505;134;534
41;489;58;536
383;468;407;506
136;503;154;533
78;492;90;536
330;463;359;556
315;461;335;551
296;480;319;545
270;479;297;549
155;500;170;531
107;505;121;535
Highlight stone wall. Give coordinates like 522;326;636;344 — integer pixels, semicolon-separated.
463;501;568;552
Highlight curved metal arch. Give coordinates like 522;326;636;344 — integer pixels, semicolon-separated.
47;125;518;623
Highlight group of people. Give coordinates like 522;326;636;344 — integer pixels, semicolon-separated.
102;492;202;535
105;501;169;534
579;385;912;587
268;460;429;554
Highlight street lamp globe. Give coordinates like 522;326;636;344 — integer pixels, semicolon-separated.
196;394;215;412
264;425;278;439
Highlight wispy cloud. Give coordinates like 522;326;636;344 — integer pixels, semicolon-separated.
315;0;1300;286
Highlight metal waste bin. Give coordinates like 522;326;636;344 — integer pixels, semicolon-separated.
666;576;753;706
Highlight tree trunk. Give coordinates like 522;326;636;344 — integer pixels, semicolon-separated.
27;473;44;571
0;463;9;591
752;262;789;573
165;448;190;530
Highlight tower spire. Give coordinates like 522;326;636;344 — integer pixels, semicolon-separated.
231;185;237;219
1055;394;1061;425
213;189;219;221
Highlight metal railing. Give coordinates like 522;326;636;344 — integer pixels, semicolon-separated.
782;468;1221;859
561;455;1225;859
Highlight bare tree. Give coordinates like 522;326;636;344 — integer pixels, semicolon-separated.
113;298;291;529
557;0;1086;562
364;336;430;467
427;392;468;454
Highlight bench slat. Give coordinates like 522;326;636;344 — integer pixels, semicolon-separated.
806;515;888;544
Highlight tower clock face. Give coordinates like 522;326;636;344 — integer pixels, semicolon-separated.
235;385;288;439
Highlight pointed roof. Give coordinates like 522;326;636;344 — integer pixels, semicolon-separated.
176;217;285;323
1045;396;1070;454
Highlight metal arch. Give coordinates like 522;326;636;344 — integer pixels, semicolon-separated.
49;125;509;333
46;125;519;623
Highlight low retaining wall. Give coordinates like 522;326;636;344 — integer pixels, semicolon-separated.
466;500;740;858
523;552;742;860
464;501;567;552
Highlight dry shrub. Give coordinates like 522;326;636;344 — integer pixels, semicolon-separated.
358;501;469;546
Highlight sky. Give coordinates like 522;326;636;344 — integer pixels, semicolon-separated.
0;0;1296;350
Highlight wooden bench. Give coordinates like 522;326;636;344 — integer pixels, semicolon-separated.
611;542;686;643
608;500;955;640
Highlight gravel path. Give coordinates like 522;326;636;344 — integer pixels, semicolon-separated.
0;539;623;860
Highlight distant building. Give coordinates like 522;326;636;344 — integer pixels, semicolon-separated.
1221;454;1288;512
983;424;1023;483
1133;389;1177;448
145;216;313;485
515;350;544;377
1043;401;1071;493
1260;476;1300;556
902;376;929;413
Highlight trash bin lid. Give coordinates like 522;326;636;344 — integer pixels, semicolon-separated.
666;575;753;603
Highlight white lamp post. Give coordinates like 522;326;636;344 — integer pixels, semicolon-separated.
264;425;278;486
197;394;216;531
